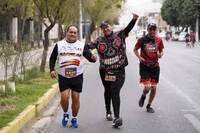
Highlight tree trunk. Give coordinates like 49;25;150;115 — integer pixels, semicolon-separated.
85;20;96;44
30;20;34;48
40;31;49;72
12;53;20;80
58;21;64;40
5;58;8;82
40;21;55;72
37;22;41;48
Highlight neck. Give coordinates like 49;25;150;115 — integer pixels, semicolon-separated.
65;38;76;43
148;34;155;39
105;31;113;37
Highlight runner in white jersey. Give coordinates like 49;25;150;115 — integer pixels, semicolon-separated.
49;25;97;128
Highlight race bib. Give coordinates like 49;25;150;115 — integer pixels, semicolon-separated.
105;72;116;82
65;68;77;78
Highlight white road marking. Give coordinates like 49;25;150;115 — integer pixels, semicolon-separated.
184;114;200;133
160;76;200;112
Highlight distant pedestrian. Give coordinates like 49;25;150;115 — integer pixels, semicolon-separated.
49;25;96;128
185;32;190;48
133;23;164;113
190;30;195;47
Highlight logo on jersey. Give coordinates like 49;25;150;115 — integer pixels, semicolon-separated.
60;59;80;68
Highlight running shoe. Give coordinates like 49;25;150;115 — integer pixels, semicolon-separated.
139;95;146;107
71;118;79;128
146;104;155;113
112;118;123;128
106;112;113;121
62;113;69;126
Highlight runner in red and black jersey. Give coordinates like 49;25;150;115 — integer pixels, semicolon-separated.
86;13;139;128
134;23;164;113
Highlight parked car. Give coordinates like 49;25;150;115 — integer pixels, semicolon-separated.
158;32;166;39
136;30;146;39
178;32;187;41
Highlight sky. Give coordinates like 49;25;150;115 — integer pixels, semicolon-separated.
119;0;162;26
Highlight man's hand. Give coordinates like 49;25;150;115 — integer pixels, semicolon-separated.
133;13;139;20
50;71;57;79
158;53;163;58
139;56;146;62
91;54;97;62
158;52;163;58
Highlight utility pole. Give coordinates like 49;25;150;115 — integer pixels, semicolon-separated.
79;0;83;41
196;16;199;44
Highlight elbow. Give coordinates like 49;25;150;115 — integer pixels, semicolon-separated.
133;48;137;53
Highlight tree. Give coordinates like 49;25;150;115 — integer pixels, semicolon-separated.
161;0;200;28
0;0;33;43
56;0;79;40
182;0;200;29
82;0;125;43
138;16;148;29
33;0;68;72
161;0;183;27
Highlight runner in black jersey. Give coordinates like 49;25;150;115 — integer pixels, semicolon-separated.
86;13;139;128
49;25;96;128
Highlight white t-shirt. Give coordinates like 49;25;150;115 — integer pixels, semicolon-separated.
57;40;84;78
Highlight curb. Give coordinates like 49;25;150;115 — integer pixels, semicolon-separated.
0;84;59;133
0;51;95;133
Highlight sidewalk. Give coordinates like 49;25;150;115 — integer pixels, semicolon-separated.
0;46;89;133
0;45;54;80
0;84;59;133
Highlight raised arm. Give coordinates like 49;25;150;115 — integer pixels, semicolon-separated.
124;13;139;36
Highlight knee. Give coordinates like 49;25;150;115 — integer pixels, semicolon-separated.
61;95;69;104
151;86;156;93
61;92;69;103
72;94;80;103
111;91;120;100
144;85;151;91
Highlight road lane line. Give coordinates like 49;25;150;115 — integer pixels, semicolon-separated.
160;76;200;112
184;114;200;133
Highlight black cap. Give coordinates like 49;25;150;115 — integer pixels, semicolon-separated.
100;20;111;28
148;23;157;29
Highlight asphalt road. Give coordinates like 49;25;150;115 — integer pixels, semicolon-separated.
43;37;200;133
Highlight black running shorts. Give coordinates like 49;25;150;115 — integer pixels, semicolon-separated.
139;63;160;84
58;74;83;93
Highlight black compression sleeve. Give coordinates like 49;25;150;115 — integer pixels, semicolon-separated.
83;45;95;62
49;44;58;72
124;19;137;36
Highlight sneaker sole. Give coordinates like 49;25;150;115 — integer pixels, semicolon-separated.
112;119;122;128
70;125;79;128
106;117;113;121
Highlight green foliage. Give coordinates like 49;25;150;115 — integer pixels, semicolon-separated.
0;66;57;129
0;42;15;81
24;66;41;80
1;0;33;19
83;0;124;26
161;0;200;27
138;16;148;28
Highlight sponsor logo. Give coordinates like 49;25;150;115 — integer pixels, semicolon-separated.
60;59;80;68
60;52;81;57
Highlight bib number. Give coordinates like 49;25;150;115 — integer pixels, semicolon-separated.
105;72;116;82
65;68;77;78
